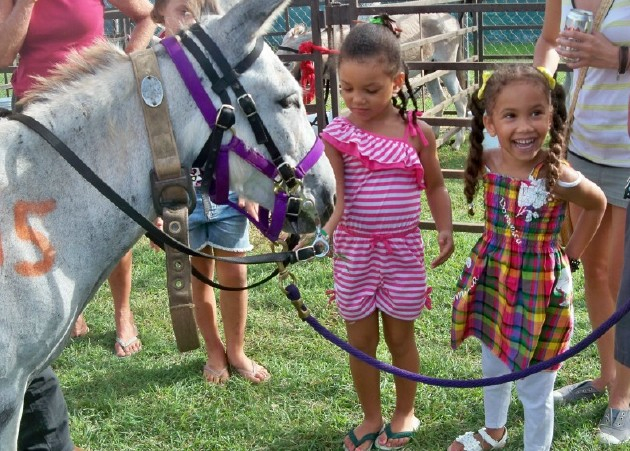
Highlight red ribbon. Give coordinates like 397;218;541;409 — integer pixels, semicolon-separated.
298;41;339;104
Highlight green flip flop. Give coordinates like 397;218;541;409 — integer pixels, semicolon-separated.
374;417;420;450
343;427;381;451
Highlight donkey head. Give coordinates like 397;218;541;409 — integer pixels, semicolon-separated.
194;0;335;232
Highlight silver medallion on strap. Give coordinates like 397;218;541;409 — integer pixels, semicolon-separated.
141;75;164;107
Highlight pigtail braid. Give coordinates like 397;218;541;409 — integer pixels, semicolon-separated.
403;63;420;116
396;90;407;121
395;63;420;126
544;83;568;192
464;91;486;216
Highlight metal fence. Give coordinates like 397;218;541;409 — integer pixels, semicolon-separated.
273;1;571;142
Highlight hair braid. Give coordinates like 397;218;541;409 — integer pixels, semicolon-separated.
464;91;486;216
404;62;419;115
396;89;407;120
544;82;568;192
395;63;419;123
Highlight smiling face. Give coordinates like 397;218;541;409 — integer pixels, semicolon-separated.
483;80;552;167
338;56;404;126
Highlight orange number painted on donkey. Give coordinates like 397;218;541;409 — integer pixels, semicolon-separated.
13;199;57;276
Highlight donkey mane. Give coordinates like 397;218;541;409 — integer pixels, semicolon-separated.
20;40;126;105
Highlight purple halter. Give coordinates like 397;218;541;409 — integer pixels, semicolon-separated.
161;35;324;242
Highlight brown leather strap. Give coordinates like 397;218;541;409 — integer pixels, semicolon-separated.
163;207;200;352
130;50;200;352
131;50;191;206
131;49;181;178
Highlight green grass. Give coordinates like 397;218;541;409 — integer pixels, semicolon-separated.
54;142;624;450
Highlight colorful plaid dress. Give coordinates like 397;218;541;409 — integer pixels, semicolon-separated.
451;163;574;372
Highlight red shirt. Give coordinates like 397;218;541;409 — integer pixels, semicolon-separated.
12;0;105;98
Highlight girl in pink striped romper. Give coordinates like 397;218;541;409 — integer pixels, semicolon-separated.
320;16;454;451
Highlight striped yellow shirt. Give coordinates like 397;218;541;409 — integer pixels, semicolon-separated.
562;0;630;167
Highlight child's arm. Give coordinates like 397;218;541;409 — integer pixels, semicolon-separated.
552;165;606;260
322;142;345;238
416;122;454;268
110;0;156;53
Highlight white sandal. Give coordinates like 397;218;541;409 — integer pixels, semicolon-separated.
448;427;507;451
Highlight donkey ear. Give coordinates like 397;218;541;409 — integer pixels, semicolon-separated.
220;0;291;40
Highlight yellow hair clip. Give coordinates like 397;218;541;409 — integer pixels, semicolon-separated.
477;71;493;100
536;66;556;90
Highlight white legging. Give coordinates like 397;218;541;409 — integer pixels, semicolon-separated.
482;346;557;451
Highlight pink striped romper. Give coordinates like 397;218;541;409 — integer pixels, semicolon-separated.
321;114;432;322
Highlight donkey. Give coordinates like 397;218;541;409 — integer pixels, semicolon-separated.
0;0;334;447
278;13;467;149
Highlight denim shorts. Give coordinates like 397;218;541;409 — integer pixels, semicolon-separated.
568;152;630;208
188;189;252;252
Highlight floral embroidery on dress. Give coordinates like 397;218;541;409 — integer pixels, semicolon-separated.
517;176;547;222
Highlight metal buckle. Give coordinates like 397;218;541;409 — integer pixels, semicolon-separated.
276;161;298;189
311;227;329;258
294;246;315;262
150;167;197;215
285;196;302;219
237;93;257;118
288;179;302;196
215;104;235;130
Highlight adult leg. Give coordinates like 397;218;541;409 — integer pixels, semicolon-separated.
448;346;510;451
610;202;630;411
609;361;630;411
598;202;630;444
111;250;141;357
18;367;75;451
376;314;419;449
599;347;630;444
343;311;383;451
572;203;625;392
191;251;229;384
215;249;269;383
516;371;556;451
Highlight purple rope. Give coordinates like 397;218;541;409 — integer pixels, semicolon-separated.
298;291;630;388
285;284;301;301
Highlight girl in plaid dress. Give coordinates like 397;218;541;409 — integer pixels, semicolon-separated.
321;17;454;451
448;65;606;451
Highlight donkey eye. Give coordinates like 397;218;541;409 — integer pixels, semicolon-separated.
279;93;300;109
